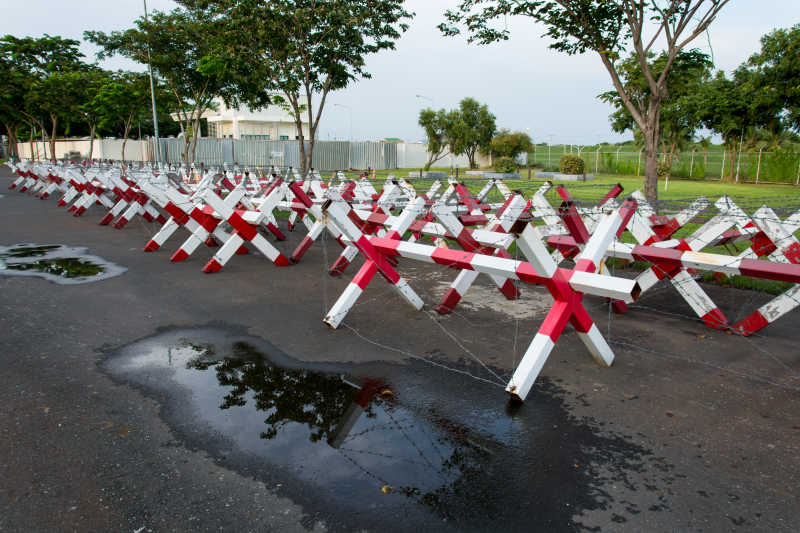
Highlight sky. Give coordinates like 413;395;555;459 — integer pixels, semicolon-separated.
3;0;798;144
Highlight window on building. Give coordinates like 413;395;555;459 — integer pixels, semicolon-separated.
279;135;289;140
241;134;270;140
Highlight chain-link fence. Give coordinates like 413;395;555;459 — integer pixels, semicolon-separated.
529;146;800;184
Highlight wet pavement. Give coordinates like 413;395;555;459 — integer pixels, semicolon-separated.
1;166;799;532
103;327;670;532
0;243;126;284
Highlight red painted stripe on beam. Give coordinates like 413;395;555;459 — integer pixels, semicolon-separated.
163;202;190;225
783;242;800;264
430;247;474;270
732;311;769;336
170;249;189;262
143;240;160;252
538;300;573;341
701;308;728;330
266;222;286;241
558;202;590;244
291;236;315;263
352;261;379;290
202;258;223;273
329;256;351;276
435;288;462;314
498;279;520;300
738;258;800;284
574;259;597;273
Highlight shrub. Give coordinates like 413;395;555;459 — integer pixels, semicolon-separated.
559;154;584;174
494;156;517;173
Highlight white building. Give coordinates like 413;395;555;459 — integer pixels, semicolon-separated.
186;98;311;140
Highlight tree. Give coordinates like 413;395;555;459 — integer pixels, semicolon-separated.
418;108;452;170
599;49;712;167
71;70;113;161
86;7;229;163
745;24;800;133
182;0;413;176
27;70;95;159
440;0;730;202
0;51;27;159
0;34;86;159
93;72;155;161
695;135;711;166
692;70;776;181
446;97;496;169
490;129;534;159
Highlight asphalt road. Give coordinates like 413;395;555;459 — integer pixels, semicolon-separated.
1;165;798;532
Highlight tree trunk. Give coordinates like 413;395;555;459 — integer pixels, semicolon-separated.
643;128;659;204
466;147;477;169
305;137;315;176
39;123;49;160
727;145;737;182
181;120;190;164
29;129;35;161
88;124;96;161
298;134;307;177
5;123;19;159
188;117;201;165
49;115;58;161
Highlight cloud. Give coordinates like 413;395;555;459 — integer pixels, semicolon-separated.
4;0;792;144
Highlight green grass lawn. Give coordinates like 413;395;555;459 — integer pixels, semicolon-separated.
328;167;799;295
362;168;800;208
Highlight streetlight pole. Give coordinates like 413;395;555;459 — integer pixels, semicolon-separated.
333;103;352;141
415;94;434;107
143;0;161;166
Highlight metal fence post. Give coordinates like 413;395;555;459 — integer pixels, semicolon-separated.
689;149;695;178
796;156;800;185
636;148;642;176
720;150;726;180
755;147;763;184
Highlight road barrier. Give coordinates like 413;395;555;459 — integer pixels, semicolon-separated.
7;158;800;401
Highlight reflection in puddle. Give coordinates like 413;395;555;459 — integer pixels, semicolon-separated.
106;328;672;531
0;243;126;284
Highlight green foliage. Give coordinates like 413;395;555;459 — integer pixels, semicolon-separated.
493;156;517;173
599;49;712;156
446;97;496;169
86;6;229;162
0;34;88;157
559;154;584;174
490;129;533;158
745;24;800;132
438;1;732;203
761;147;800;183
418;108;451;170
657;161;671;177
182;0;412;174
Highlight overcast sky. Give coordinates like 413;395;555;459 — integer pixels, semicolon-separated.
4;0;797;143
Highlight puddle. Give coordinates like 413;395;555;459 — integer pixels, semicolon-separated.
0;243;126;284
105;327;673;532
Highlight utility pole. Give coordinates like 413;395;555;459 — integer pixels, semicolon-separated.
144;0;161;165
